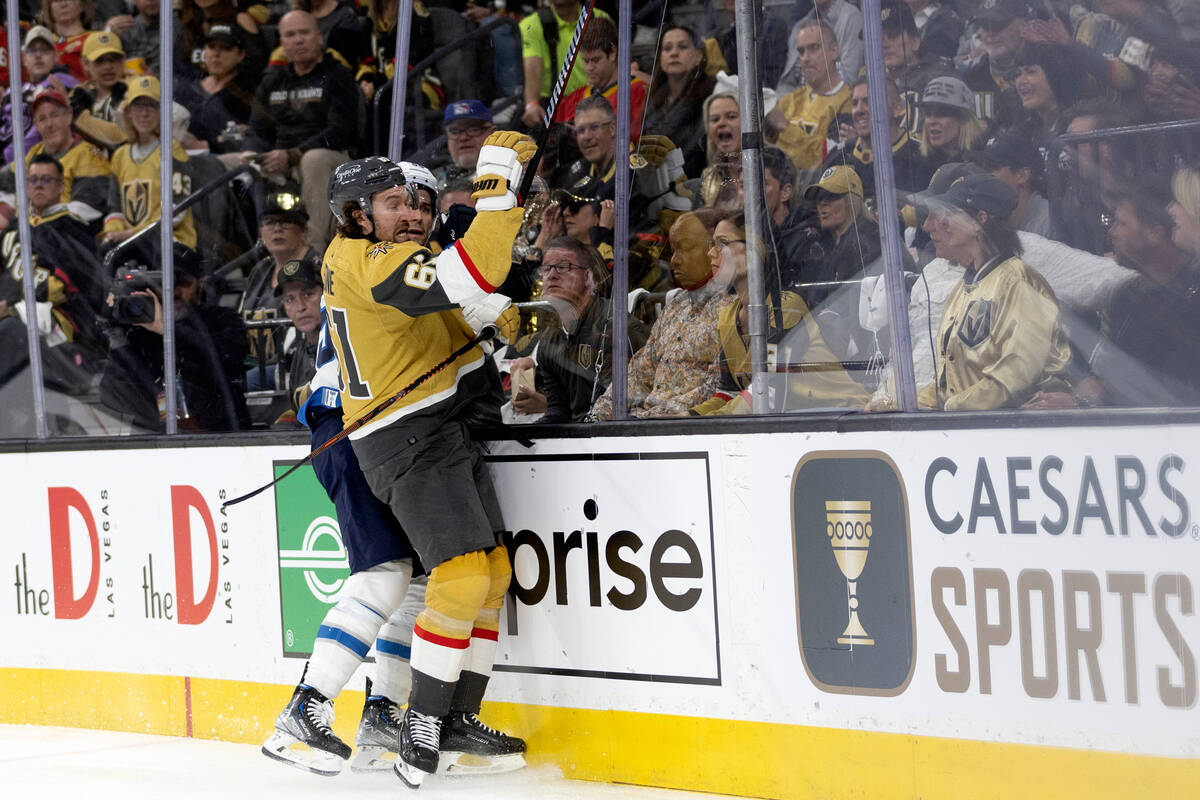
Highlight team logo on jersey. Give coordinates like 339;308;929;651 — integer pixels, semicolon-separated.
791;451;915;695
272;461;350;657
958;299;992;348
122;179;152;226
366;241;394;260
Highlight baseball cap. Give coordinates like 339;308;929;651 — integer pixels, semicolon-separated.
921;76;975;114
443;99;492;126
910;161;985;210
83;31;125;62
804;165;864;203
204;24;244;49
552;176;610;209
122;74;161;108
30;87;69;114
973;0;1029;26
969;131;1043;172
880;2;918;37
938;173;1019;218
274;254;322;296
263;185;308;223
22;25;56;51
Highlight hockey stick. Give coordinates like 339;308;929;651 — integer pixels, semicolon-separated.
221;326;499;509
517;0;598;199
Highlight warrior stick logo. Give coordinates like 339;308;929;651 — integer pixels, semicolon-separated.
791;451;916;695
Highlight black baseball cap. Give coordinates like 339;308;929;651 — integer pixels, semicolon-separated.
974;0;1030;26
881;1;918;36
263;185;308;224
938;173;1019;218
911;161;985;210
552;177;610;209
969;131;1043;172
274;253;322;296
204;24;244;49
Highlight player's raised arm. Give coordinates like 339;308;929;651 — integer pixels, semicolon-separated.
434;131;536;308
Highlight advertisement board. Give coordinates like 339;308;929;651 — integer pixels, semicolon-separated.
2;424;1197;779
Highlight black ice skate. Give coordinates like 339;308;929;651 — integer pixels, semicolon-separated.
261;684;352;776
393;707;442;788
351;687;404;773
439;711;527;775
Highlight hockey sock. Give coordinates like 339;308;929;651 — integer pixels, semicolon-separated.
372;576;426;700
305;560;411;700
450;546;509;714
449;607;500;714
408;552;490;717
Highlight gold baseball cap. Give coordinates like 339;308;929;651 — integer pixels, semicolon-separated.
83;31;125;61
121;75;160;108
804;165;864;201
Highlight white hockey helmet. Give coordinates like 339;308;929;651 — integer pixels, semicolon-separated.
398;161;438;211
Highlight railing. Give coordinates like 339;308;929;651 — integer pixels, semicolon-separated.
371;15;525;157
1045;118;1200;255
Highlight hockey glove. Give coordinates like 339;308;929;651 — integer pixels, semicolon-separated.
473;131;537;212
435;202;476;249
635;136;692;217
462;292;519;346
68;86;95;118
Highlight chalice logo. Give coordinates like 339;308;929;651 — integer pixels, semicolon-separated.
825;500;874;646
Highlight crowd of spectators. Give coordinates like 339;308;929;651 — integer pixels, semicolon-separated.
0;0;1198;436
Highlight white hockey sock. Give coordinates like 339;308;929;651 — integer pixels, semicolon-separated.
463;607;500;680
304;560;411;700
371;576;426;700
449;607;499;713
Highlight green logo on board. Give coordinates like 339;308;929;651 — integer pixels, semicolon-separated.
273;461;349;657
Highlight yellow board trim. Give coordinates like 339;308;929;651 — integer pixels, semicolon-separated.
2;668;1196;799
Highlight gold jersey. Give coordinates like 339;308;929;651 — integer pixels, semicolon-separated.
321;207;523;437
104;139;197;249
773;82;852;169
919;255;1071;411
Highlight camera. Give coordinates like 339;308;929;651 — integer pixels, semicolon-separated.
108;267;163;325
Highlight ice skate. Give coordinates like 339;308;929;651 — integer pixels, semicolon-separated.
261;684;351;776
393;707;442;789
351;687;404;773
439;711;527;775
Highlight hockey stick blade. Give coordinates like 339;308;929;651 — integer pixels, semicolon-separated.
221;326;499;509
517;0;598;200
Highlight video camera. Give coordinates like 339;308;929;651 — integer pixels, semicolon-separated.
108;267;163;325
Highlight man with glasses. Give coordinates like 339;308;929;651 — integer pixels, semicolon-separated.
0;153;105;348
239;186;318;394
564;95;617;195
436;100;496;189
513;237;648;421
0;87;112;234
240;186;317;318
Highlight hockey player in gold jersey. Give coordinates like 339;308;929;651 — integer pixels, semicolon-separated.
321;136;533;789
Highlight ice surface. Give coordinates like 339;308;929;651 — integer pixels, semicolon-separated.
0;725;736;800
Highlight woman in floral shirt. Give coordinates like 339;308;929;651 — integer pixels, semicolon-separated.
590;209;733;420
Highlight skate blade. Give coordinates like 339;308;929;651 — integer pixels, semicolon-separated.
261;731;344;777
350;745;396;773
393;757;431;789
440;751;526;776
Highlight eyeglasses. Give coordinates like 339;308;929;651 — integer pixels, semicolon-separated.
262;217;299;228
27;175;60;186
446;124;487;139
575;122;613;137
710;236;745;249
540;262;585;276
